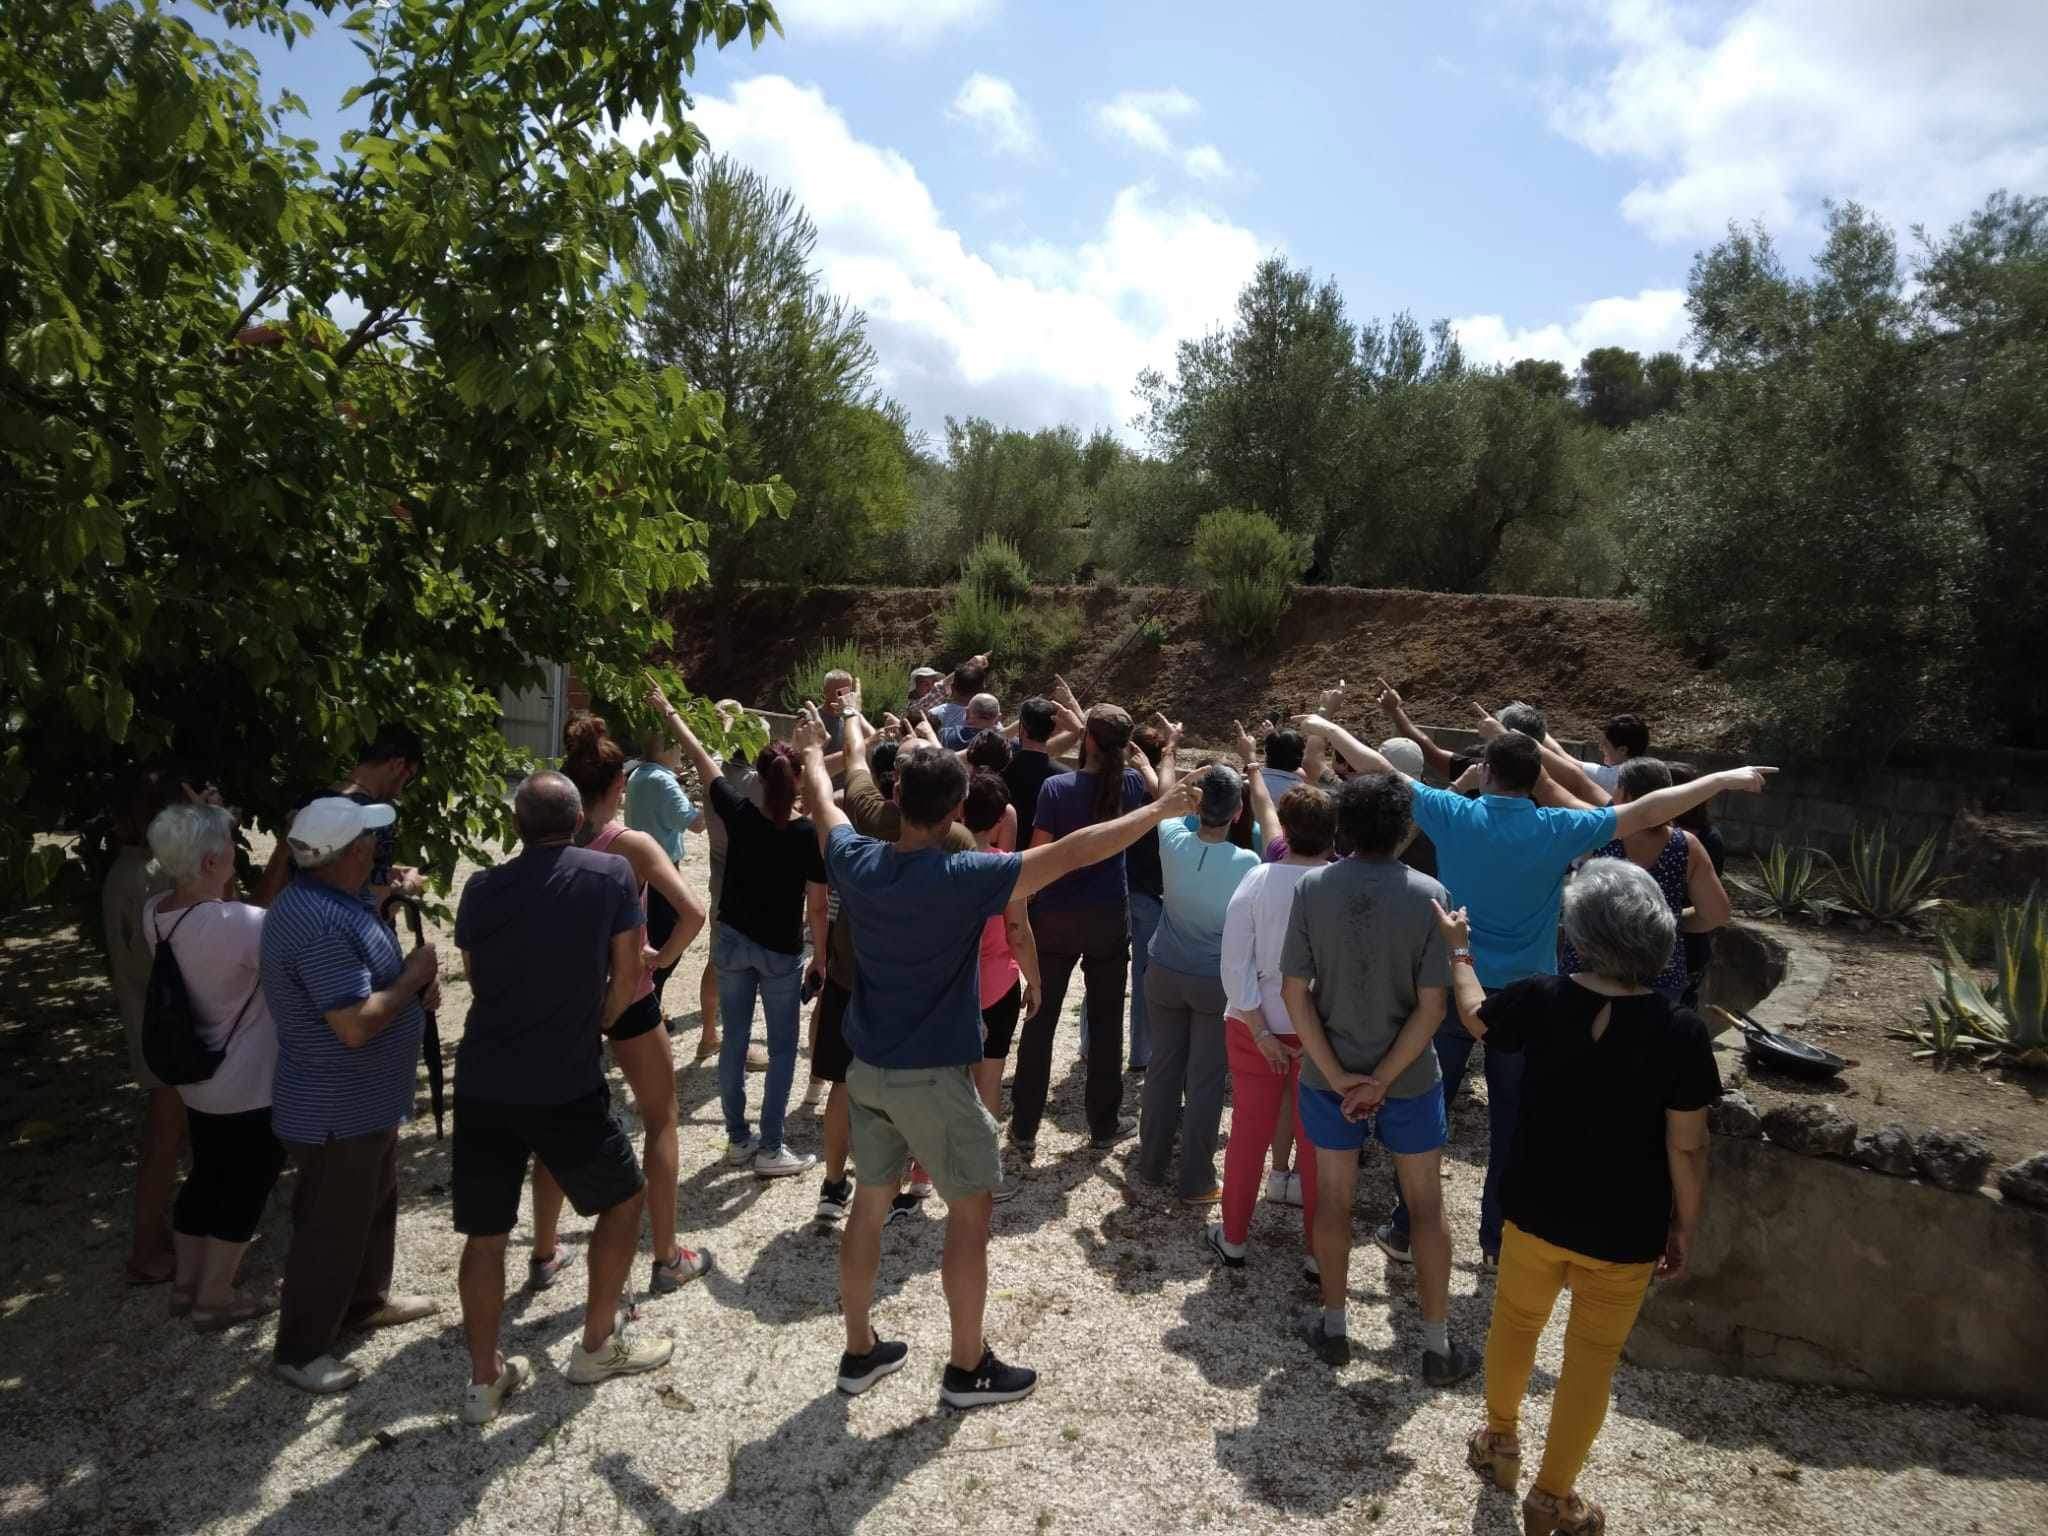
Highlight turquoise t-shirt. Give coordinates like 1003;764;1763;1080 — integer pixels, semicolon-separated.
1149;816;1261;976
1408;787;1616;988
624;761;693;864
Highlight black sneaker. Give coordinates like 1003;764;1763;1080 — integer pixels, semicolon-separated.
1422;1340;1481;1387
1373;1221;1413;1265
836;1335;909;1395
815;1177;853;1225
885;1191;920;1226
938;1346;1037;1410
1202;1222;1245;1269
1303;1316;1351;1367
1090;1115;1138;1149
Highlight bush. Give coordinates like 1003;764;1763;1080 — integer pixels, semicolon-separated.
1006;602;1085;671
782;641;913;717
1832;823;1948;926
1192;507;1302;650
1134;616;1168;651
961;535;1032;604
937;584;1014;662
1729;841;1836;921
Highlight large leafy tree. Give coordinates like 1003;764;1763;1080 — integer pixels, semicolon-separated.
939;417;1109;580
0;0;789;898
631;155;909;663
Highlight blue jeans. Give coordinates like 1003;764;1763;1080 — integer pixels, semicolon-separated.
1391;1013;1524;1256
1124;892;1162;1069
714;923;803;1153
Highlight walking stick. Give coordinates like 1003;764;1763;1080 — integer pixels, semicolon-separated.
383;894;447;1138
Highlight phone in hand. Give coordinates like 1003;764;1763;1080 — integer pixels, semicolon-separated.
802;969;824;1004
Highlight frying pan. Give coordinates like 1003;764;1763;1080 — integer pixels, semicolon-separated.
384;894;447;1137
1709;1005;1846;1081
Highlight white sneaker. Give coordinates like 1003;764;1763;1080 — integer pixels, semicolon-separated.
803;1079;826;1111
461;1355;532;1425
274;1354;361;1395
1265;1169;1304;1207
754;1145;817;1179
567;1319;673;1385
725;1135;760;1167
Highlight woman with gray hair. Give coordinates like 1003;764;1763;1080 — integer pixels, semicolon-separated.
141;803;285;1330
1432;858;1720;1535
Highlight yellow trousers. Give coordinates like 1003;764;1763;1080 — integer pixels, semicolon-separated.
1484;1221;1656;1498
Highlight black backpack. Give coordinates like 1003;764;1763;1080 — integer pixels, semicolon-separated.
142;905;255;1086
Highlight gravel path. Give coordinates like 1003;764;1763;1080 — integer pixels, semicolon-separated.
3;847;2045;1536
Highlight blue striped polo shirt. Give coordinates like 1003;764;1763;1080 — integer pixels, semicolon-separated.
260;873;424;1143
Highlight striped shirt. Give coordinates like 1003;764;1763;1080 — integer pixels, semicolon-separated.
260;873;423;1143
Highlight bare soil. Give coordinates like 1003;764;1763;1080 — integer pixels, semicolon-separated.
666;586;1751;752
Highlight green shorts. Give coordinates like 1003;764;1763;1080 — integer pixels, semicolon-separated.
846;1058;1003;1202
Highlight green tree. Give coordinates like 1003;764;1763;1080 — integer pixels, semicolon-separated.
0;0;788;898
1575;346;1648;429
631;155;909;663
941;416;1094;579
1507;358;1572;399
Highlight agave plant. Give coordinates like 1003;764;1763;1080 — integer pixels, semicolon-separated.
1897;888;2048;1068
1730;841;1834;920
1831;823;1948;926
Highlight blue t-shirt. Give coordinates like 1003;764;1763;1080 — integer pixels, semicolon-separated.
1149;816;1261;975
826;823;1021;1068
1408;787;1617;988
1030;768;1148;912
260;875;425;1142
624;761;693;864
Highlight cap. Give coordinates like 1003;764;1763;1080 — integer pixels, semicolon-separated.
910;667;941;681
1379;736;1426;779
287;796;396;867
1197;763;1245;826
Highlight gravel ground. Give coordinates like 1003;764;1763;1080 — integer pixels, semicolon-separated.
4;847;2047;1536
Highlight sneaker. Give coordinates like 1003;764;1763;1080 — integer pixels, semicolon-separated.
528;1248;577;1292
724;1135;760;1167
1303;1317;1351;1367
567;1318;673;1385
650;1246;712;1294
1090;1115;1139;1149
939;1346;1038;1410
745;1043;770;1072
352;1295;440;1331
990;1178;1019;1205
905;1169;935;1200
836;1334;910;1395
885;1191;921;1226
274;1354;362;1395
815;1177;854;1223
754;1145;817;1179
1374;1221;1413;1265
461;1355;532;1425
1203;1222;1245;1269
802;1078;826;1110
1422;1340;1482;1387
1179;1184;1224;1206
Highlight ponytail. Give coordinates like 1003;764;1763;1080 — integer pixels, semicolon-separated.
757;741;799;826
1083;705;1134;826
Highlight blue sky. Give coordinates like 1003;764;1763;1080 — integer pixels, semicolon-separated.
222;0;2047;442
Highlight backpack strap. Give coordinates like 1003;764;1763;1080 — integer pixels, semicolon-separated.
151;900;260;1052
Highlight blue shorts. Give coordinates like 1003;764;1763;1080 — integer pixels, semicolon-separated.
1297;1081;1448;1156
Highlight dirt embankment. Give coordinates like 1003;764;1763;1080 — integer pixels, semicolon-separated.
666;585;1751;751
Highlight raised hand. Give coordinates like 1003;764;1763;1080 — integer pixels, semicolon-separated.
645;681;674;717
1430;897;1471;951
1162;777;1201;815
1051;673;1083;715
1726;767;1778;794
1317;679;1348;717
1471;702;1505;738
791;703;829;755
1233;719;1259;763
1288;712;1330;736
840;676;864;720
1374;676;1401;715
1151;710;1183;744
1451;761;1485;795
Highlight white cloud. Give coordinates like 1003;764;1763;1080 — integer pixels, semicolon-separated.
773;0;996;46
1451;287;1688;369
1182;144;1229;181
1094;88;1199;155
950;73;1037;158
660;76;1266;438
1549;0;2048;242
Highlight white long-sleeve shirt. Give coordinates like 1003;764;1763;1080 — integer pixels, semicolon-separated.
1220;861;1317;1036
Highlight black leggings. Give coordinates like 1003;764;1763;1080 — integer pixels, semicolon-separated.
173;1107;285;1243
982;978;1024;1061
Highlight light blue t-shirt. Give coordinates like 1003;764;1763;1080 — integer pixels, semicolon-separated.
1408;787;1617;989
624;761;693;864
826;823;1021;1069
1149;816;1261;976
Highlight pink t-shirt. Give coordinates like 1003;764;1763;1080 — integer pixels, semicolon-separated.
140;895;279;1115
978;912;1019;1010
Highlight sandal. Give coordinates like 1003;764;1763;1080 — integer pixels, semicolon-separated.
192;1292;279;1334
1522;1488;1605;1536
1468;1426;1521;1493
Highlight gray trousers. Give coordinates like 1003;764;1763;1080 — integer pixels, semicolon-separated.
1136;962;1228;1197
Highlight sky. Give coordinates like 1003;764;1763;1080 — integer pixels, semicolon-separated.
223;0;2047;445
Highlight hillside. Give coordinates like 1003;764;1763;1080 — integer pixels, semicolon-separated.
665;585;1752;752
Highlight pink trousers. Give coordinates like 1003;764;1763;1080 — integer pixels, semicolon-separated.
1221;1015;1317;1250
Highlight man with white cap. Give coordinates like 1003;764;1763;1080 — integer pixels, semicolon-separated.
907;667;942;712
260;797;442;1394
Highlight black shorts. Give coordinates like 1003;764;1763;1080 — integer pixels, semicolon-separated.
813;977;854;1084
608;992;663;1042
982;978;1023;1060
452;1088;644;1236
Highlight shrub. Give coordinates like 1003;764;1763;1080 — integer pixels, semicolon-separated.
1831;823;1948;927
1005;602;1085;671
1729;841;1835;921
1134;616;1168;651
782;641;913;717
1898;888;2048;1068
1191;507;1302;650
961;535;1032;605
937;583;1014;662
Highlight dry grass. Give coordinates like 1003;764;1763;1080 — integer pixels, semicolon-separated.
2;849;2045;1536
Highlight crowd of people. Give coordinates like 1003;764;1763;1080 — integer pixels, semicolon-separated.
101;656;1771;1533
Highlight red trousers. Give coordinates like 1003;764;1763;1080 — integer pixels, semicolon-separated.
1221;1015;1317;1250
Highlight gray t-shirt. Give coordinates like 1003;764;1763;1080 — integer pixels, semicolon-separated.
1280;856;1452;1098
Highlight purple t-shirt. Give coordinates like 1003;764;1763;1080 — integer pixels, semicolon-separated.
1029;768;1148;912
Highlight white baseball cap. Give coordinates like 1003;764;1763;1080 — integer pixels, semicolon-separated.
288;797;396;866
1379;737;1427;779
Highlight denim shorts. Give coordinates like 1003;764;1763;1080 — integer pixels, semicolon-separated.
1297;1080;1448;1156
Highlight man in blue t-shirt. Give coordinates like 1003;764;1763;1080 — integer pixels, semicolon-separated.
1290;713;1773;1263
794;700;1196;1412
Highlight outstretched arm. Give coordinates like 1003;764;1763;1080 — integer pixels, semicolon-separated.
1152;712;1184;797
1376;678;1453;778
1014;779;1199;905
793;705;850;856
1615;767;1776;840
648;683;724;800
1236;720;1282;849
1291;713;1401;778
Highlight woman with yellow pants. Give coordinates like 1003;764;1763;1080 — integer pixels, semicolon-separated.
1433;860;1718;1536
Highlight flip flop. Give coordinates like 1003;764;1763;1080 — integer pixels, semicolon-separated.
192;1293;279;1333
